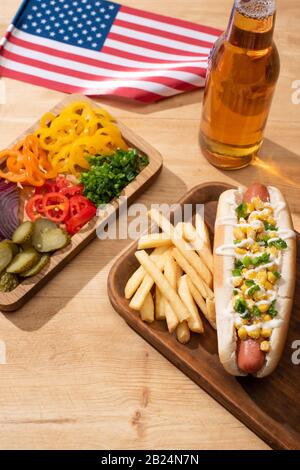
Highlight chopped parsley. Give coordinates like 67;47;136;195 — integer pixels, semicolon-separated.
232;268;242;277
234;239;242;245
247;284;260;296
234;259;243;269
251;305;261;318
242;255;252;268
80;149;149;206
252;252;271;266
241;310;251;320
235;203;248;220
258;235;270;247
273;271;281;279
234;298;247;314
245;279;255;287
268;300;278;318
268;238;288;250
263;221;278;231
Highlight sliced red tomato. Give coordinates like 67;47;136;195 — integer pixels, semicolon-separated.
26;194;45;221
35;180;58;195
26;176;94;231
61;184;84;198
43;192;70;223
66;205;97;235
55;175;70;190
69;194;94;217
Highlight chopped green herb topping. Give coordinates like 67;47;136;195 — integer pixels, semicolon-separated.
268;300;278;318
232;268;242;277
234;259;243;269
263;221;278;231
251;305;261;318
242;255;252;268
247;284;260;296
252;252;271;266
234;298;247;314
235;203;247;220
268;238;288;250
80;149;149;206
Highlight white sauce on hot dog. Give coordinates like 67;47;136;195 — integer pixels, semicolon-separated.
215;238;255;255
243;319;283;332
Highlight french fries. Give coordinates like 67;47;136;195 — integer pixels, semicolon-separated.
186;276;208;316
149;209;213;288
125;265;145;300
129;249;169;311
138;233;172;250
125;246;167;299
178;275;204;333
206;297;217;330
172;247;213;300
187;277;216;330
140;293;155;323
124;208;216;345
164;252;180;333
176;321;190;344
181;222;213;274
195;213;211;251
135;250;190;323
155;285;165;320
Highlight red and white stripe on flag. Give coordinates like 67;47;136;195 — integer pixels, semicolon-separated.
0;1;221;103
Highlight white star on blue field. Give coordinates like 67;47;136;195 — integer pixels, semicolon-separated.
15;0;120;50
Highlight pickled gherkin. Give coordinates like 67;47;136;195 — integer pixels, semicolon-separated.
21;255;50;278
0;272;19;292
6;248;39;274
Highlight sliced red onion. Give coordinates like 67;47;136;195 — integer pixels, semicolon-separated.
0;179;20;241
0;179;17;192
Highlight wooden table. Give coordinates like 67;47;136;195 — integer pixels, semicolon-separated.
0;0;299;451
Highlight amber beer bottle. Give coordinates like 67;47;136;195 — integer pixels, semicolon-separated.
200;0;280;169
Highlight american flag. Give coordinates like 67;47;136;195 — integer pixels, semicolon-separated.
0;0;221;103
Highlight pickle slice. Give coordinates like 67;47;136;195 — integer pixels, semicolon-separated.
12;221;34;245
0;241;14;272
35;228;70;253
33;218;57;233
0;272;20;292
32;218;57;252
21;240;33;251
6;240;19;257
21;255;50;278
6;248;39;274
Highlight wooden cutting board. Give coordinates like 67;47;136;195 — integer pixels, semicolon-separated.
107;182;300;450
0;95;163;312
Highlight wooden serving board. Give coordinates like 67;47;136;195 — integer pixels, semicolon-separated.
107;182;300;450
0;95;163;312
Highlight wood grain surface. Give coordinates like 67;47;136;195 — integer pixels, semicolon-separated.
0;0;299;450
108;183;300;450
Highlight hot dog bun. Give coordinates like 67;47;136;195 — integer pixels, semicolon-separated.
257;187;296;377
214;186;296;378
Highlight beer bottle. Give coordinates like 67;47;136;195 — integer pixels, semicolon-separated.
200;0;280;169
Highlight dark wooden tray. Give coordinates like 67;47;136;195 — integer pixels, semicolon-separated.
107;182;300;450
0;95;163;312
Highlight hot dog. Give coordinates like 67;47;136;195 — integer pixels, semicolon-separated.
214;183;296;377
243;183;270;204
236;184;270;374
237;338;265;375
